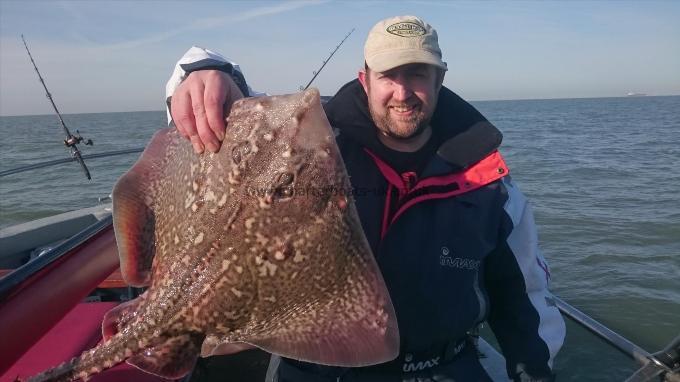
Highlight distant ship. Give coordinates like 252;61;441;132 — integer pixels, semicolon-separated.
627;92;647;97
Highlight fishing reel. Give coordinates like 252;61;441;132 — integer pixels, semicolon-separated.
64;130;93;148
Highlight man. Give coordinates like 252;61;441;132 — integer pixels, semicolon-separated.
166;15;565;382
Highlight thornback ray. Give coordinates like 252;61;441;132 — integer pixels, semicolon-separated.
24;88;399;382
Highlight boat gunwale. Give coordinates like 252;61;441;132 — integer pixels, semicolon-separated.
0;215;114;300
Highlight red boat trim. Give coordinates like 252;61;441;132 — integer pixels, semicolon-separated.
0;216;115;299
0;222;119;374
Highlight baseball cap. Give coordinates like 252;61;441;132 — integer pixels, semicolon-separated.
364;15;447;73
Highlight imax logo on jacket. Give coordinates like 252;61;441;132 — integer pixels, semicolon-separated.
402;353;440;372
439;247;480;270
401;341;466;372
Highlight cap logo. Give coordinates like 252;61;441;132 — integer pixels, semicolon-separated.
386;22;426;37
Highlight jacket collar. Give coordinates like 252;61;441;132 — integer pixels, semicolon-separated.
324;79;503;173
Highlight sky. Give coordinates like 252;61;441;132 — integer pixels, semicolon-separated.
1;0;679;116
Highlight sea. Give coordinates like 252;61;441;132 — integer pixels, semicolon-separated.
1;95;678;381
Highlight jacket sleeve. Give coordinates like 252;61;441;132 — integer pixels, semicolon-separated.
164;46;266;125
484;176;566;381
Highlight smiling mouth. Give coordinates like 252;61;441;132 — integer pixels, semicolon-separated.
390;104;419;114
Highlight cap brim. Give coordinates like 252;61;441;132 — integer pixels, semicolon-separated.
366;49;447;72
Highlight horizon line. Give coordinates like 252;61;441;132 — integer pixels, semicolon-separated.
1;93;678;118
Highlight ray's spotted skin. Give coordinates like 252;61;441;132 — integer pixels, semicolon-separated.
26;89;398;382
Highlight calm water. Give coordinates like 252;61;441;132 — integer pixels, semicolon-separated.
1;96;679;381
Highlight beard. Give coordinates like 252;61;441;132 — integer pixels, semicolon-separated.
368;103;431;139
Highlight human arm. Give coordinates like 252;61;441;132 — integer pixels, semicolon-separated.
484;177;566;381
165;46;264;153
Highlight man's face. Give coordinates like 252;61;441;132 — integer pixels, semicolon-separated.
358;63;444;139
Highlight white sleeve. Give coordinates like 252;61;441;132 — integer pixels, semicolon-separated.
488;176;566;378
165;46;265;125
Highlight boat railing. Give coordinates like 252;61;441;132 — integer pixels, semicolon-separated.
552;295;679;381
0;147;145;178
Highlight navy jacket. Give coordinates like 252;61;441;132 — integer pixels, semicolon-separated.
313;79;565;380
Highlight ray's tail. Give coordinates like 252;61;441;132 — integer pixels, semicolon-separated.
24;328;161;382
24;326;204;382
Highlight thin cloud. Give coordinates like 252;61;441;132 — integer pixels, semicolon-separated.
104;0;328;50
199;0;327;26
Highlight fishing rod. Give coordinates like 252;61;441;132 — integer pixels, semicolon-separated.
21;34;94;180
300;28;355;91
15;28;355;180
